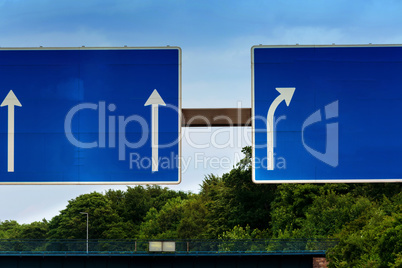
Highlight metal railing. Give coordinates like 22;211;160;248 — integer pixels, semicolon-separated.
0;239;338;256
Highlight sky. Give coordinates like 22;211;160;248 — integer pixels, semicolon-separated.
0;0;402;224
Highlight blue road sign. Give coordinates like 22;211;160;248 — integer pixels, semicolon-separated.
0;47;181;184
252;45;402;183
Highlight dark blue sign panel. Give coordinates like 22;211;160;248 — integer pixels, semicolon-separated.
0;47;181;184
252;45;402;183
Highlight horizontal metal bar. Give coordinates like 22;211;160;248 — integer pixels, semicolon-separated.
182;108;252;127
0;251;327;257
0;239;338;257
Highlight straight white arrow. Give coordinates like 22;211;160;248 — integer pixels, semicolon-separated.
267;87;295;170
1;90;22;172
144;89;166;172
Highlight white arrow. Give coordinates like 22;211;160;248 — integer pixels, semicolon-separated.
267;87;295;170
1;90;22;172
144;89;166;172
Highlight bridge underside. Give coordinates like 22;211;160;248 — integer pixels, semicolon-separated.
0;255;320;268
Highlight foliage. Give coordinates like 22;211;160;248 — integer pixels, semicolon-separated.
47;192;122;239
327;193;402;267
200;147;276;238
0;220;21;239
177;195;208;239
1;146;400;267
0;219;49;239
219;225;266;240
138;197;186;239
19;220;49;239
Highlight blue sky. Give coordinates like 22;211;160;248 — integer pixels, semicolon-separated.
0;0;402;223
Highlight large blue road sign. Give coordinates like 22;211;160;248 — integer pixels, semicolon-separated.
0;47;181;184
252;45;402;183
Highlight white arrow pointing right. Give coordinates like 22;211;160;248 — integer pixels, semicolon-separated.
1;90;22;172
266;87;295;170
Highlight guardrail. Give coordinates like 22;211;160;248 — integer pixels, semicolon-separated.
0;239;338;256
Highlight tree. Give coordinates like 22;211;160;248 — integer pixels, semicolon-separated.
300;194;374;238
19;220;49;239
48;192;122;239
327;193;402;267
177;195;208;239
111;185;189;227
219;225;265;240
200;174;232;238
0;220;21;239
200;147;276;238
270;183;351;237
138;197;186;239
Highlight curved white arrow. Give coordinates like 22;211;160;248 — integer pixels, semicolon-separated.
267;87;295;170
145;89;166;172
1;90;22;172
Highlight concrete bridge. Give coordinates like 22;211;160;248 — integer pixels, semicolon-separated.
0;239;337;268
